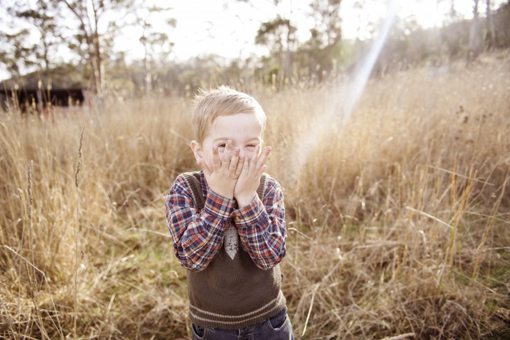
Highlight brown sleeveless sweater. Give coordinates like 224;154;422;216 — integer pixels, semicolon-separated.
180;171;287;329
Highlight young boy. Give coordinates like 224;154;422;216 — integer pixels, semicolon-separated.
164;86;294;340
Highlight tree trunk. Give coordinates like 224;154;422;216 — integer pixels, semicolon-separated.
62;0;101;94
84;34;98;93
469;0;482;60
283;29;292;82
93;31;103;95
485;0;496;48
92;1;103;95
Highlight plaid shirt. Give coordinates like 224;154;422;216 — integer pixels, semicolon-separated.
164;170;286;272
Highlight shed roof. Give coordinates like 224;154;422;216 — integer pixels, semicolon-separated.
0;64;88;90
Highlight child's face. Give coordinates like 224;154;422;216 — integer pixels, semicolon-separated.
191;112;263;170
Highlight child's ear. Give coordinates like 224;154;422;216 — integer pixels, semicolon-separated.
189;140;203;165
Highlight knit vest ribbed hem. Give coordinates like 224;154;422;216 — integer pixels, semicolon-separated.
188;289;287;329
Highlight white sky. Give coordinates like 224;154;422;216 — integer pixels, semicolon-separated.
119;0;500;62
0;0;505;80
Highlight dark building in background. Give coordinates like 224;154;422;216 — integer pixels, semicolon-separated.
0;87;89;112
0;65;91;113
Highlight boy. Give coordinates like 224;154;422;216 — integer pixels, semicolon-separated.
164;86;294;340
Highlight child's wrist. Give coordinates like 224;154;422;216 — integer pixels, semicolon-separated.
236;193;256;208
209;186;234;199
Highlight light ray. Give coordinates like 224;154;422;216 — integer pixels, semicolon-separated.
289;0;401;183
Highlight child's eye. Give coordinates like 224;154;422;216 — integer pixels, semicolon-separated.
246;144;257;148
217;143;226;148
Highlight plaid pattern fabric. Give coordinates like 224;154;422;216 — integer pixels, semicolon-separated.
233;180;286;270
164;170;286;271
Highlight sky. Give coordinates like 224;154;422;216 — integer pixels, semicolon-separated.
115;0;501;62
0;0;505;80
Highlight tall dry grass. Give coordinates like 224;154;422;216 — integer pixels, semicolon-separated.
1;52;509;339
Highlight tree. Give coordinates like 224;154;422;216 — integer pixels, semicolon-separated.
255;17;297;81
136;5;175;95
469;0;483;59
15;1;61;79
0;29;36;80
0;0;61;82
57;0;134;94
309;0;343;48
493;1;510;48
303;0;343;80
485;0;496;48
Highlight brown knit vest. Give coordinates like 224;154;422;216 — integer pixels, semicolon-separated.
180;171;287;329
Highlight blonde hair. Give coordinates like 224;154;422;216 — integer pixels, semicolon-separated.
191;86;266;143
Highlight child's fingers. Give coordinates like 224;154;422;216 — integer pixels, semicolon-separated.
256;146;272;171
243;145;258;174
234;155;244;178
257;164;267;178
254;144;261;159
229;148;240;176
246;154;255;174
219;146;227;164
220;140;233;166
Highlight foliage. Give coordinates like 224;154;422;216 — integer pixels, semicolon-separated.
2;1;510;95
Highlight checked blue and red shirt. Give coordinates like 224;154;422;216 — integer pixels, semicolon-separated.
164;170;287;272
164;170;288;329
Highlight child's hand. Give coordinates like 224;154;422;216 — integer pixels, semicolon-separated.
234;145;272;208
198;140;243;199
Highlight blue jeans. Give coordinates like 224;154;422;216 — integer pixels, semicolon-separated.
191;307;294;340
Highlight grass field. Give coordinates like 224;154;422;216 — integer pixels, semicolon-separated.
1;52;509;339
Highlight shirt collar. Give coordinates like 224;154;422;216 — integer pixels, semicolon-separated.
198;169;209;194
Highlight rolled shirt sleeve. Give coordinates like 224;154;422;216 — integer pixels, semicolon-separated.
233;177;287;270
164;174;235;272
